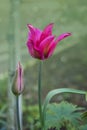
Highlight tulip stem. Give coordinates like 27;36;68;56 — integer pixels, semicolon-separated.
38;61;44;129
16;96;22;130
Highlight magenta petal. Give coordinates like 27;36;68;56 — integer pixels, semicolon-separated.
27;24;42;45
27;24;35;34
27;24;41;37
27;24;36;42
40;35;55;50
35;28;42;46
27;42;42;59
56;33;71;42
40;23;54;41
35;28;42;38
43;23;54;35
17;62;23;92
46;40;56;58
27;42;35;57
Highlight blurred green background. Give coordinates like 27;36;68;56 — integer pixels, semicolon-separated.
0;0;87;129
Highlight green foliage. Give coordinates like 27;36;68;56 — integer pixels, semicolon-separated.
23;104;40;130
23;101;87;130
45;101;83;130
23;105;39;122
0;78;7;129
0;105;7;129
81;111;87;124
79;125;87;130
0;78;7;108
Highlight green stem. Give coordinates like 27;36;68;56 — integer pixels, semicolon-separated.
38;61;43;129
16;96;22;130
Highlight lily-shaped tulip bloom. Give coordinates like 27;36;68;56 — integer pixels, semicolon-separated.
26;23;71;60
12;62;24;96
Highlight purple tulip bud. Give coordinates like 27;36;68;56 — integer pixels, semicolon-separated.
12;62;24;96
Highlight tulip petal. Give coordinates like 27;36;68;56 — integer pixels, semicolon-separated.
17;62;23;92
27;24;36;43
35;28;42;46
27;42;35;57
40;23;54;41
40;35;55;49
39;36;55;58
27;24;42;46
43;23;54;35
27;24;35;34
35;28;42;39
56;33;71;42
46;33;71;58
27;42;42;59
46;40;57;58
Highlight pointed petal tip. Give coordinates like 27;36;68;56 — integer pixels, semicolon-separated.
49;23;54;26
47;23;54;28
67;32;72;36
62;32;72;37
27;24;35;30
17;61;23;70
18;61;21;67
27;24;30;28
27;24;36;35
56;32;72;43
27;24;32;28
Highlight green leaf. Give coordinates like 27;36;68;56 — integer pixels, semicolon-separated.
79;125;87;130
0;105;7;118
81;111;87;123
42;88;86;127
45;101;83;130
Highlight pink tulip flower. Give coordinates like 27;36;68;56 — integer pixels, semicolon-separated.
26;23;71;60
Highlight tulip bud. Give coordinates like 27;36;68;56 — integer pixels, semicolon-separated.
12;62;24;96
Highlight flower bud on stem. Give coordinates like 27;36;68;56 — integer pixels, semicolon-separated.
12;62;24;130
12;62;24;95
